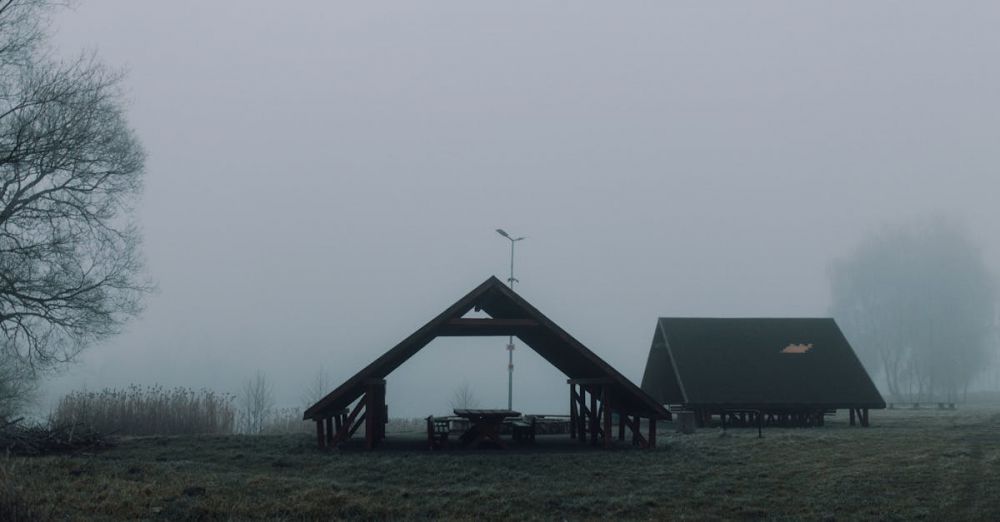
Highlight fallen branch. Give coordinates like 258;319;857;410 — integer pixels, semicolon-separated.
0;420;115;456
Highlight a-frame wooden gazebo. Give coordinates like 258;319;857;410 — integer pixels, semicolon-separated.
304;276;669;450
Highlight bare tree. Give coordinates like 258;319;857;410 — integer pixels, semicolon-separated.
0;0;149;372
300;364;332;410
239;371;275;435
450;380;479;410
830;217;997;402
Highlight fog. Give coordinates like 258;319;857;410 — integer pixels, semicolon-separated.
41;1;1000;417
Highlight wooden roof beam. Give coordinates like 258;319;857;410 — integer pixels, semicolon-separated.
437;318;540;337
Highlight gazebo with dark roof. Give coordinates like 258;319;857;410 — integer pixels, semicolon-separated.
641;318;885;427
305;276;669;449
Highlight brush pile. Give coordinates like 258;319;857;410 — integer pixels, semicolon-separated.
0;418;114;456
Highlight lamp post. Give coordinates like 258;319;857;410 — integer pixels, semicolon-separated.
496;228;525;410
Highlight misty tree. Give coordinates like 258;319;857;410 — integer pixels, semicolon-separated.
830;218;997;401
0;0;148;371
239;370;275;435
299;364;332;410
450;380;479;410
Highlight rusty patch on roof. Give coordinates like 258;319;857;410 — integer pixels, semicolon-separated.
781;343;814;354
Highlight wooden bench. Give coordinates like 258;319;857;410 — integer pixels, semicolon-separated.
524;414;572;435
426;416;451;450
510;416;536;443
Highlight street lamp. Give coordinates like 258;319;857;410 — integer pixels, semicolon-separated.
496;228;525;410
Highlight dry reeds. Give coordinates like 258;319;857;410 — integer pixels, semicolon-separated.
51;385;236;436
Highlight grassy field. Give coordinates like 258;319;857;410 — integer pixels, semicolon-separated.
3;405;999;521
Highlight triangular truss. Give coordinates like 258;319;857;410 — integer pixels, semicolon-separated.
304;276;669;449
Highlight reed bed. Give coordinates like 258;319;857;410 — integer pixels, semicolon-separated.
52;385;236;436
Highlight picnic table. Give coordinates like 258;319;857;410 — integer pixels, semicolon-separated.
453;409;520;449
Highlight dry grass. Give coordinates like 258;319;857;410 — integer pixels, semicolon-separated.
6;404;1000;520
51;385;236;436
259;409;429;436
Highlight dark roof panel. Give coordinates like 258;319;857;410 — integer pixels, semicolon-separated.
642;318;885;409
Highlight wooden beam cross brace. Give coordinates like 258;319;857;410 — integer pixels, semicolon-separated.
569;384;578;440
330;396;366;446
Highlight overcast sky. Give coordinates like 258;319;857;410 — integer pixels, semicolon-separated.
40;1;1000;416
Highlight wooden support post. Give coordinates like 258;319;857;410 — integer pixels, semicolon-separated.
365;392;375;449
315;419;326;449
849;408;856;426
602;387;612;449
647;416;656;449
379;389;387;442
618;410;626;441
569;384;578;440
862;408;869;427
325;417;334;446
335;414;343;433
589;385;599;445
363;379;386;450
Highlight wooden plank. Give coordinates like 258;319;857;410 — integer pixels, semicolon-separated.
589;385;599;445
324;417;334;446
569;384;578;440
365;381;385;449
453;409;520;416
567;377;616;385
438;318;540;336
445;318;539;327
446;318;539;326
602;386;612;449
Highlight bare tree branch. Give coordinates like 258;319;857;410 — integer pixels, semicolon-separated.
0;0;150;373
